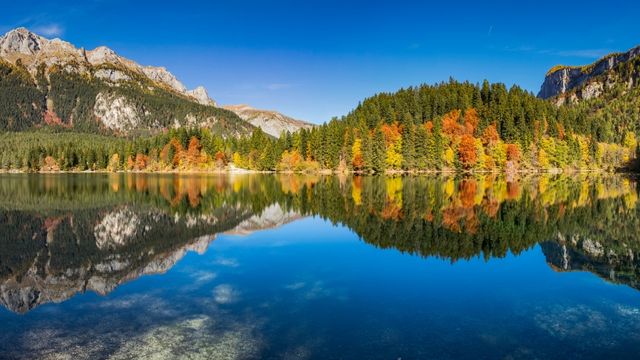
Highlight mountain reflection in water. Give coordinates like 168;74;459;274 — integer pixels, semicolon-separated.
0;173;639;314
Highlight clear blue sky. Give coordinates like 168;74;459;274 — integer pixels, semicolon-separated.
2;0;639;124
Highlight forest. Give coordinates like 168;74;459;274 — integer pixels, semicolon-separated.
0;78;638;173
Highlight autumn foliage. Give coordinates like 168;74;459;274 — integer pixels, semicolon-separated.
458;134;478;169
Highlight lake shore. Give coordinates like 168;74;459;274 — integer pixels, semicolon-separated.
0;167;619;175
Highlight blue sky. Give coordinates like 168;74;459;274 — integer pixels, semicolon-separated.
2;0;639;124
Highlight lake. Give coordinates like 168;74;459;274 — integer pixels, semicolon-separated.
1;173;640;359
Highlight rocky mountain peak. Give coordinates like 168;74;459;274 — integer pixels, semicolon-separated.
0;27;47;57
86;45;121;65
187;86;217;106
142;65;187;93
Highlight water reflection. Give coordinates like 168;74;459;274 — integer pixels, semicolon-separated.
0;173;639;314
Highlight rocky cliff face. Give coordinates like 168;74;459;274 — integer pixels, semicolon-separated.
538;45;640;103
188;86;217;107
224;104;314;137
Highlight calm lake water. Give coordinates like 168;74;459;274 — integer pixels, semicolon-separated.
1;173;640;359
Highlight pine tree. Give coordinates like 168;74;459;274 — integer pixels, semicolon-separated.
362;132;374;172
415;125;428;169
372;126;386;173
402;124;416;170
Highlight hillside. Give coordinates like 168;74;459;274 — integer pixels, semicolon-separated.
224;104;314;137
0;27;253;136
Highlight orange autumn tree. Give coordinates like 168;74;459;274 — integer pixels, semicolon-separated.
171;138;185;167
214;151;227;168
277;150;303;171
481;124;499;146
159;138;185;168
126;155;135;170
441;108;482;170
442;109;465;137
458;134;478;169
481;124;500;169
424;120;434;133
186;136;208;168
506;144;521;163
134;153;148;170
463;108;479;135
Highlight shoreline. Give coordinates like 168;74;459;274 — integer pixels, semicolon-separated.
0;168;625;175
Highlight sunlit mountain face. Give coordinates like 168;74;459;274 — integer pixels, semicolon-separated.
2;173;640;359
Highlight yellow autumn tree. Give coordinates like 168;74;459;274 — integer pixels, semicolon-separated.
624;131;637;162
538;148;550;169
232;152;244;168
382;123;403;170
444;147;456;167
107;153;120;172
352;138;364;170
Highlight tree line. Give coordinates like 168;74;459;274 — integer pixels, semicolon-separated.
0;79;637;173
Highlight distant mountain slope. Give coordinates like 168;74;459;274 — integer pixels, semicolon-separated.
538;45;640;103
0;28;253;136
224;104;314;137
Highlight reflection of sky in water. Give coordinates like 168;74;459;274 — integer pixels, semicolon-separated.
2;217;640;359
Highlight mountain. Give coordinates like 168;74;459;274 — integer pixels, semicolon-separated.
0;28;252;136
538;45;640;103
224;104;314;137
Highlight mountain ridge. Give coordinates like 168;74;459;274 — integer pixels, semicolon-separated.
0;27;310;137
0;27;215;105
